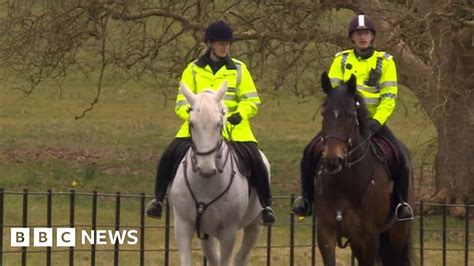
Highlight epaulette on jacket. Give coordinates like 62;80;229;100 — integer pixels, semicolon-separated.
377;51;393;60
335;50;351;57
231;58;243;65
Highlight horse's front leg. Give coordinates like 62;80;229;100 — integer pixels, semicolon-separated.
234;216;261;266
174;214;194;266
351;234;379;266
317;220;337;266
200;237;219;266
217;226;238;266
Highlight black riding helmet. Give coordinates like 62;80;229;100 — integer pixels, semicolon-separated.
204;20;233;42
348;14;376;37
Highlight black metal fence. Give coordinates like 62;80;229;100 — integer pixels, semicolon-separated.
0;188;472;265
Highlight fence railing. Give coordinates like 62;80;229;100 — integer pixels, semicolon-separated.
0;188;472;265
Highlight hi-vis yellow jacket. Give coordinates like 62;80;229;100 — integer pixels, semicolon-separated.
175;56;261;142
328;49;398;125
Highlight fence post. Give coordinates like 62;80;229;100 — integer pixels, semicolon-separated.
0;188;4;266
22;189;28;266
442;204;447;266
312;209;316;266
91;191;97;266
69;189;75;266
290;194;295;266
114;192;121;266
47;190;52;266
465;203;470;266
165;198;170;266
266;223;272;266
419;201;424;266
140;193;145;266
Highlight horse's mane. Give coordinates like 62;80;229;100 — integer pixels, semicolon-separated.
323;87;370;137
194;90;226;122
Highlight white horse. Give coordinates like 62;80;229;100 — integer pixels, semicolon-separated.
169;81;269;266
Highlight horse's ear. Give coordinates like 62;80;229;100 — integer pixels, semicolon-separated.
321;71;332;95
347;74;357;95
179;81;195;105
215;80;227;101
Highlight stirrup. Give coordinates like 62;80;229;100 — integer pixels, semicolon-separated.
263;206;275;213
146;199;163;219
261;206;276;226
291;196;312;217
395;202;414;222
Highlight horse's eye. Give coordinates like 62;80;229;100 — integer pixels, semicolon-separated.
187;107;193;113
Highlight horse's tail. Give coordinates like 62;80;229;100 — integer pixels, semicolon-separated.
379;226;414;266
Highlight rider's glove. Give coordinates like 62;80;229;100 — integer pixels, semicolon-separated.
227;112;242;125
368;119;382;133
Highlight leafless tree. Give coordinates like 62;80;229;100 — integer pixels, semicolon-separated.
0;0;472;214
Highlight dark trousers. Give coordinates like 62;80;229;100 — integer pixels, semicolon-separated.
299;132;323;202
154;138;191;201
230;142;272;207
300;126;410;202
377;126;411;201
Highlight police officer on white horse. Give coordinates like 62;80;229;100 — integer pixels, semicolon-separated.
146;20;276;226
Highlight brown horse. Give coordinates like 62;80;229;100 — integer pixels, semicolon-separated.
313;72;413;266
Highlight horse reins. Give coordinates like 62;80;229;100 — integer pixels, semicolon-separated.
344;131;374;167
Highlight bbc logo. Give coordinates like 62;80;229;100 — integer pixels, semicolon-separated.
11;228;138;247
11;228;75;247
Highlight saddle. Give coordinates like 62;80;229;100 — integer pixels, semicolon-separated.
228;142;254;179
371;135;401;170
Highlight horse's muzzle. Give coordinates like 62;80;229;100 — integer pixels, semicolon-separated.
322;157;344;174
197;167;217;178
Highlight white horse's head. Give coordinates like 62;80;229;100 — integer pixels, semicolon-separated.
180;81;227;178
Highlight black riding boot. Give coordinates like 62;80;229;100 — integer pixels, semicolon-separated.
146;138;190;219
241;142;276;226
292;133;323;217
378;126;414;221
394;163;414;221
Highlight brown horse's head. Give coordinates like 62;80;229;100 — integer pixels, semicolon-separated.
320;72;369;174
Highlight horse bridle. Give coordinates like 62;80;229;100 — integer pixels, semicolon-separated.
322;109;373;169
187;106;226;170
190;131;224;156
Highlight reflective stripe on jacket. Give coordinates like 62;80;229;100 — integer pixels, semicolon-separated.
328;49;398;125
175;58;260;142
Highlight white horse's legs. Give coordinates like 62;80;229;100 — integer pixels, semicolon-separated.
218;228;238;266
200;237;219;266
234;217;261;266
174;215;194;266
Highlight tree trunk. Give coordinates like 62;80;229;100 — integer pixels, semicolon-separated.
387;17;474;211
432;26;474;210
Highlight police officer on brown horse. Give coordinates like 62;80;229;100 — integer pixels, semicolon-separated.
292;14;414;222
